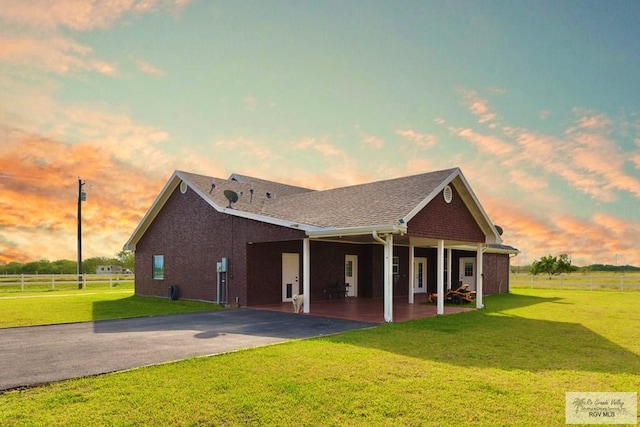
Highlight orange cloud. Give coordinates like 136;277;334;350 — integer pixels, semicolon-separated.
485;199;640;267
0;131;168;264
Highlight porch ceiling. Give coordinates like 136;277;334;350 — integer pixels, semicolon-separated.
309;233;483;249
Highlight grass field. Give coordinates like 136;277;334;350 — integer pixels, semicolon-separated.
0;289;221;328
510;271;640;291
0;289;638;426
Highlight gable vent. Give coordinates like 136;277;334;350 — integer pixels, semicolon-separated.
443;185;453;203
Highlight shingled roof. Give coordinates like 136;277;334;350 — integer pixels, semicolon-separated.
124;167;503;250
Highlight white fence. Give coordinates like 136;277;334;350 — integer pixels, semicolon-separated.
510;273;640;291
0;274;134;292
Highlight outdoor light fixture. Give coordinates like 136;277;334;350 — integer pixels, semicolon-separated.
77;178;86;289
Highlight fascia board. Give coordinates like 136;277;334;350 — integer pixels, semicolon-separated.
223;208;324;232
452;171;503;244
402;168;461;223
401;168;503;245
123;171;181;251
307;224;407;238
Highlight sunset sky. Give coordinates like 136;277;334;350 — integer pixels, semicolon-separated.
1;0;639;267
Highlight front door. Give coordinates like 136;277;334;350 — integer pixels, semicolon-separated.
459;257;476;291
413;257;427;293
282;253;300;301
345;255;358;297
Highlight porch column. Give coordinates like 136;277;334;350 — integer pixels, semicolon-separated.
303;238;310;313
476;243;484;309
384;234;394;322
447;248;452;290
437;239;445;315
408;240;415;304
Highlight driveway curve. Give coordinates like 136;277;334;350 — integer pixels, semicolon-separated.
0;309;375;391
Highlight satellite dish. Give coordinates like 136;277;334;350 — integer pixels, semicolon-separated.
224;190;239;208
495;225;504;236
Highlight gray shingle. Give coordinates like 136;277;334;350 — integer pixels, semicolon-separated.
179;168;458;229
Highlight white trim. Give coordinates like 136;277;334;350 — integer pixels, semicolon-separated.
307;224;406;239
476;243;484;309
303;238;310;313
124;173;181;251
437;240;445;315
403;168;460;223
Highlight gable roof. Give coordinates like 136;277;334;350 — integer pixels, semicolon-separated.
124;167;503;250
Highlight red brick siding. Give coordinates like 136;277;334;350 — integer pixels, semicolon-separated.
135;187;304;304
246;240;302;305
483;253;510;294
407;186;485;242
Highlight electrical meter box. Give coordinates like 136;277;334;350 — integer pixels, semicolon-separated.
217;257;228;273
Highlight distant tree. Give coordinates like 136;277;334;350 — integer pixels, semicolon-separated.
21;260;51;274
115;250;135;273
51;259;77;274
82;257;113;275
530;254;575;278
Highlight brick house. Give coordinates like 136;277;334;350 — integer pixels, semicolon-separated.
124;167;518;322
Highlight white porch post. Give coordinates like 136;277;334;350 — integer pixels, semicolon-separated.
384;234;394;322
447;248;452;290
408;240;415;304
476;243;484;309
303;238;310;313
437;239;445;315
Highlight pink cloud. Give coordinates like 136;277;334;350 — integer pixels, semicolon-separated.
242;95;257;111
451;127;513;156
214;138;275;161
459;88;498;124
130;56;165;77
396;129;436;148
0;0;190;30
360;133;384;149
295;138;344;157
0;35;117;76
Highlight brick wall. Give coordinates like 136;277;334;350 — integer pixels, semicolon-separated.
135;186;304;305
483;253;510;294
407;185;485;242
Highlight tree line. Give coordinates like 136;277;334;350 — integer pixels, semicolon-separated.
512;253;639;275
0;251;134;275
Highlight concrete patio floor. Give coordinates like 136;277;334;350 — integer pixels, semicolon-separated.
250;293;474;323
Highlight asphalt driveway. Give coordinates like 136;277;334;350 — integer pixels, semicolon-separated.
0;309;376;391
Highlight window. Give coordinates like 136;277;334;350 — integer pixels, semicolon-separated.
464;262;474;277
345;260;353;278
392;256;399;275
153;255;164;280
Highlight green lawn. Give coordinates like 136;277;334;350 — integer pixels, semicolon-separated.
0;289;638;426
0;289;222;328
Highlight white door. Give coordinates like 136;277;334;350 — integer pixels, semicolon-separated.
345;255;358;297
459;257;476;291
413;257;427;293
282;253;300;301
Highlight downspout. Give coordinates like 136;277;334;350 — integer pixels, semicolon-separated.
373;231;393;322
476;243;487;309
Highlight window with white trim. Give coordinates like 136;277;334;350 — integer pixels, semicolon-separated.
153;255;164;280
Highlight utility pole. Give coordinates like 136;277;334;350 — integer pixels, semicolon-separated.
77;178;86;289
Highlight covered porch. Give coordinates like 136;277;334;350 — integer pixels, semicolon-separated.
251;293;474;323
